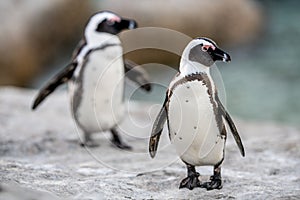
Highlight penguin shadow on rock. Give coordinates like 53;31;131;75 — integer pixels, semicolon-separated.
149;38;245;190
32;11;152;149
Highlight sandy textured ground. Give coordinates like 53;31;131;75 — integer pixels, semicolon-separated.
0;87;299;199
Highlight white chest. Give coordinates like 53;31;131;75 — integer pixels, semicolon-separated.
168;80;225;166
70;46;125;133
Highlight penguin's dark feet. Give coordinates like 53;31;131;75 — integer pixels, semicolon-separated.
110;128;132;150
80;133;99;148
141;83;152;92
179;172;201;190
200;175;222;190
80;140;99;148
111;139;132;150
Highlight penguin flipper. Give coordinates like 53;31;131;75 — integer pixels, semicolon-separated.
71;38;86;60
124;59;152;92
32;62;77;110
216;96;245;157
149;94;168;158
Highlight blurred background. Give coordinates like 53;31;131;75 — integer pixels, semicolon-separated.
0;0;299;126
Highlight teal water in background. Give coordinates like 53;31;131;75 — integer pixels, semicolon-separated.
219;1;300;126
128;1;300;126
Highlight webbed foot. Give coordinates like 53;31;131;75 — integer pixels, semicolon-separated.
200;175;222;190
179;172;201;190
80;133;99;148
200;164;223;190
111;128;132;150
179;164;201;190
111;139;132;150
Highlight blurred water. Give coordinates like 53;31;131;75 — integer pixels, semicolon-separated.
219;1;300;126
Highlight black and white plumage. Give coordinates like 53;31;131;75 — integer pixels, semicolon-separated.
32;11;151;149
149;38;245;190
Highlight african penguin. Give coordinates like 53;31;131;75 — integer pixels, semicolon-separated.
149;38;245;190
32;11;151;149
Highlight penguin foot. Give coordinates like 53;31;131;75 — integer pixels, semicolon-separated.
80;133;99;148
110;128;132;150
200;175;222;190
141;83;152;92
111;139;132;150
80;140;99;148
179;172;201;190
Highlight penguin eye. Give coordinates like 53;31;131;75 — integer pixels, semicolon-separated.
201;44;215;52
106;19;115;26
201;46;209;52
106;16;121;26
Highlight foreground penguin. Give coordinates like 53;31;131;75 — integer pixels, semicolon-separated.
32;11;151;149
149;38;245;190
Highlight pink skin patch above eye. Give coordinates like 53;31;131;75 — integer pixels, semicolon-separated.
202;44;216;51
108;16;121;23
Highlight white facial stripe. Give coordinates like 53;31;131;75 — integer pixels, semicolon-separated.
91;12;117;25
85;12;120;43
197;39;216;49
179;38;218;75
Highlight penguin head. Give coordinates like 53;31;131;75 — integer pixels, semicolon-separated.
84;11;137;43
185;37;231;67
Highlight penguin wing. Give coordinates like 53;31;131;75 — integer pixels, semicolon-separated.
149;93;168;158
71;38;87;60
124;59;152;92
32;62;77;110
216;96;245;157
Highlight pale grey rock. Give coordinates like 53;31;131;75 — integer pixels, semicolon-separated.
0;87;299;199
0;183;61;200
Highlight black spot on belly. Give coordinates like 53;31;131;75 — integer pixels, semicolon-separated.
185;100;189;103
194;126;197;130
179;137;182;140
168;73;224;134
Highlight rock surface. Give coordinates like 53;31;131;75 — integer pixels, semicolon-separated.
0;87;299;199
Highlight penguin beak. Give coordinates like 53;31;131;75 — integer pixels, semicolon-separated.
119;18;138;30
210;47;231;63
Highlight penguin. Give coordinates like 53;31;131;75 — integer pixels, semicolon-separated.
32;11;151;149
149;37;245;190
